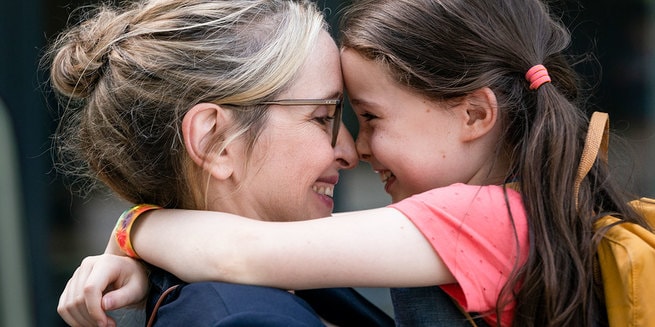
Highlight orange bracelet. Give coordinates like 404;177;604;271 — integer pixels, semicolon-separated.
114;204;161;259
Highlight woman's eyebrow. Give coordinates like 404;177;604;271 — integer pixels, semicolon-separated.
323;91;343;99
291;91;342;100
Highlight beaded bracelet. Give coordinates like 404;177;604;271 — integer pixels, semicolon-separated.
114;204;161;259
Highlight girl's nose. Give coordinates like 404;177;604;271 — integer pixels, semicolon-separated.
334;123;358;169
355;129;372;162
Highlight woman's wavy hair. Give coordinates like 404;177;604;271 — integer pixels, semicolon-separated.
340;0;647;325
46;0;326;209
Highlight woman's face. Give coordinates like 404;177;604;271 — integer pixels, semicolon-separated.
341;48;482;203
222;30;357;221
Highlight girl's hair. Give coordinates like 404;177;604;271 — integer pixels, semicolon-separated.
340;0;645;325
47;0;326;209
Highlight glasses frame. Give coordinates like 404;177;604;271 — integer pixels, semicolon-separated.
260;98;343;147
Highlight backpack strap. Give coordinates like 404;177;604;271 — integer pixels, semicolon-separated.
146;284;180;327
574;112;611;322
574;112;610;208
448;297;479;327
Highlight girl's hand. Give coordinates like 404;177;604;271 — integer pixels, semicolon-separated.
57;254;149;327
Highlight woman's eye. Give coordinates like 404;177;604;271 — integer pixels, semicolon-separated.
313;115;335;127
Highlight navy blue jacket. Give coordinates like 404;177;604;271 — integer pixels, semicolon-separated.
146;266;394;326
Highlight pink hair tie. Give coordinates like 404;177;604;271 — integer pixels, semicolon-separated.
525;64;551;90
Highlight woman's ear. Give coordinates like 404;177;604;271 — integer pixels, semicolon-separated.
458;87;498;142
182;103;235;180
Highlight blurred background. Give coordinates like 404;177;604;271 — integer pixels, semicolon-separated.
1;0;654;326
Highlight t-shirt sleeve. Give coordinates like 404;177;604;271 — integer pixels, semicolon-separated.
388;183;529;314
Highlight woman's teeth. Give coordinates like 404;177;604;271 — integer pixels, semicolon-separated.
313;185;334;198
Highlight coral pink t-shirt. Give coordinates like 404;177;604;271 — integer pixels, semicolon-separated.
388;183;529;327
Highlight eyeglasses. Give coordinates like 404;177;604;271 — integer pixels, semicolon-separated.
260;98;343;147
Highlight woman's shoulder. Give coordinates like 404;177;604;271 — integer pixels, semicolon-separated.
150;280;325;326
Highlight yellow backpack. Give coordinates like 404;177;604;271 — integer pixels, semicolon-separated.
577;112;655;326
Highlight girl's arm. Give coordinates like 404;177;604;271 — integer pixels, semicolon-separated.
131;207;455;290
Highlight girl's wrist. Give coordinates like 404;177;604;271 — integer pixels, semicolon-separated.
105;236;123;255
113;204;161;259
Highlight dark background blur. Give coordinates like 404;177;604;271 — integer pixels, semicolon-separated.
1;0;653;326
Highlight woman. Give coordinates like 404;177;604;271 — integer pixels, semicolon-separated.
50;0;393;326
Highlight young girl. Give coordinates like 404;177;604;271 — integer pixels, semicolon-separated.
59;0;649;326
50;0;396;326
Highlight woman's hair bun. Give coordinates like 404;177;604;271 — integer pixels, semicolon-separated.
49;6;130;99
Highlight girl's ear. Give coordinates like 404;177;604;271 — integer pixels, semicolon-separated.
182;103;235;180
458;87;499;142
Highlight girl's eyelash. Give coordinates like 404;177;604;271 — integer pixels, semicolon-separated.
360;112;377;121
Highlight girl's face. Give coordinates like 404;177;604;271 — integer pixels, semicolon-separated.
221;31;357;221
341;48;486;203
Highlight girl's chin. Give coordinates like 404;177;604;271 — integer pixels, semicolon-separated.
389;189;415;203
